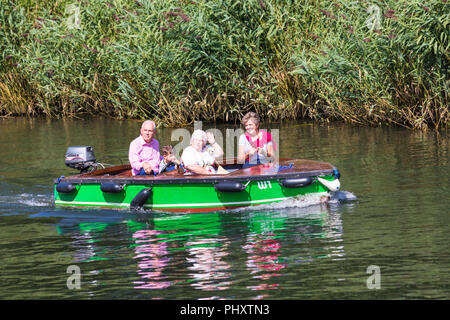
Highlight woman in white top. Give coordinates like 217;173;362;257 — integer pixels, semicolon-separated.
181;130;224;175
238;112;274;168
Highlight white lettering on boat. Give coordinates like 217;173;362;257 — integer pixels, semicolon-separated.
257;181;272;190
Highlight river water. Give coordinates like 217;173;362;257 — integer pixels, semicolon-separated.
0;118;448;300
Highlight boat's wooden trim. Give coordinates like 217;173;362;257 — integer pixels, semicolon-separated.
84;164;132;176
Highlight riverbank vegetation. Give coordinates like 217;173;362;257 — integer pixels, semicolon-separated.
0;0;448;129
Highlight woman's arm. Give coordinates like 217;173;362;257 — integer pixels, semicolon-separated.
259;142;274;158
206;132;224;160
238;144;246;164
210;141;224;159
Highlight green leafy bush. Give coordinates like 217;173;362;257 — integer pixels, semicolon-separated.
0;0;448;129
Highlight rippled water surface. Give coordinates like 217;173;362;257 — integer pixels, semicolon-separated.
0;118;448;299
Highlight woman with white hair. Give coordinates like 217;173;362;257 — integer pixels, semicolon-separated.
181;130;224;175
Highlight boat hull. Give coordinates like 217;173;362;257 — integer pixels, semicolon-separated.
54;159;340;213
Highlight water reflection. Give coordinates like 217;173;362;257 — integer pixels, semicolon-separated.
131;228;171;290
59;220;113;263
243;212;286;291
186;237;232;291
244;232;284;291
241;205;345;294
54;201;345;298
153;213;232;292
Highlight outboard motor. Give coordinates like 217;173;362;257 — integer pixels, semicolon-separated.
65;146;96;173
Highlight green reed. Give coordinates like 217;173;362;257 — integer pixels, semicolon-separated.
0;0;448;129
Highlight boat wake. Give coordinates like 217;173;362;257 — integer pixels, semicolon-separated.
15;193;53;207
329;190;358;203
230;190;357;213
0;181;53;209
0;192;53;208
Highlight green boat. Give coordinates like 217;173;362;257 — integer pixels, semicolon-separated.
54;146;341;213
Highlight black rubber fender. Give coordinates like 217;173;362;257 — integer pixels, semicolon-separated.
214;182;246;192
100;183;124;193
56;183;77;193
130;188;152;209
281;177;314;188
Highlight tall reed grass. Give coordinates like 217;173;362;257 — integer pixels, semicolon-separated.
0;0;448;129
